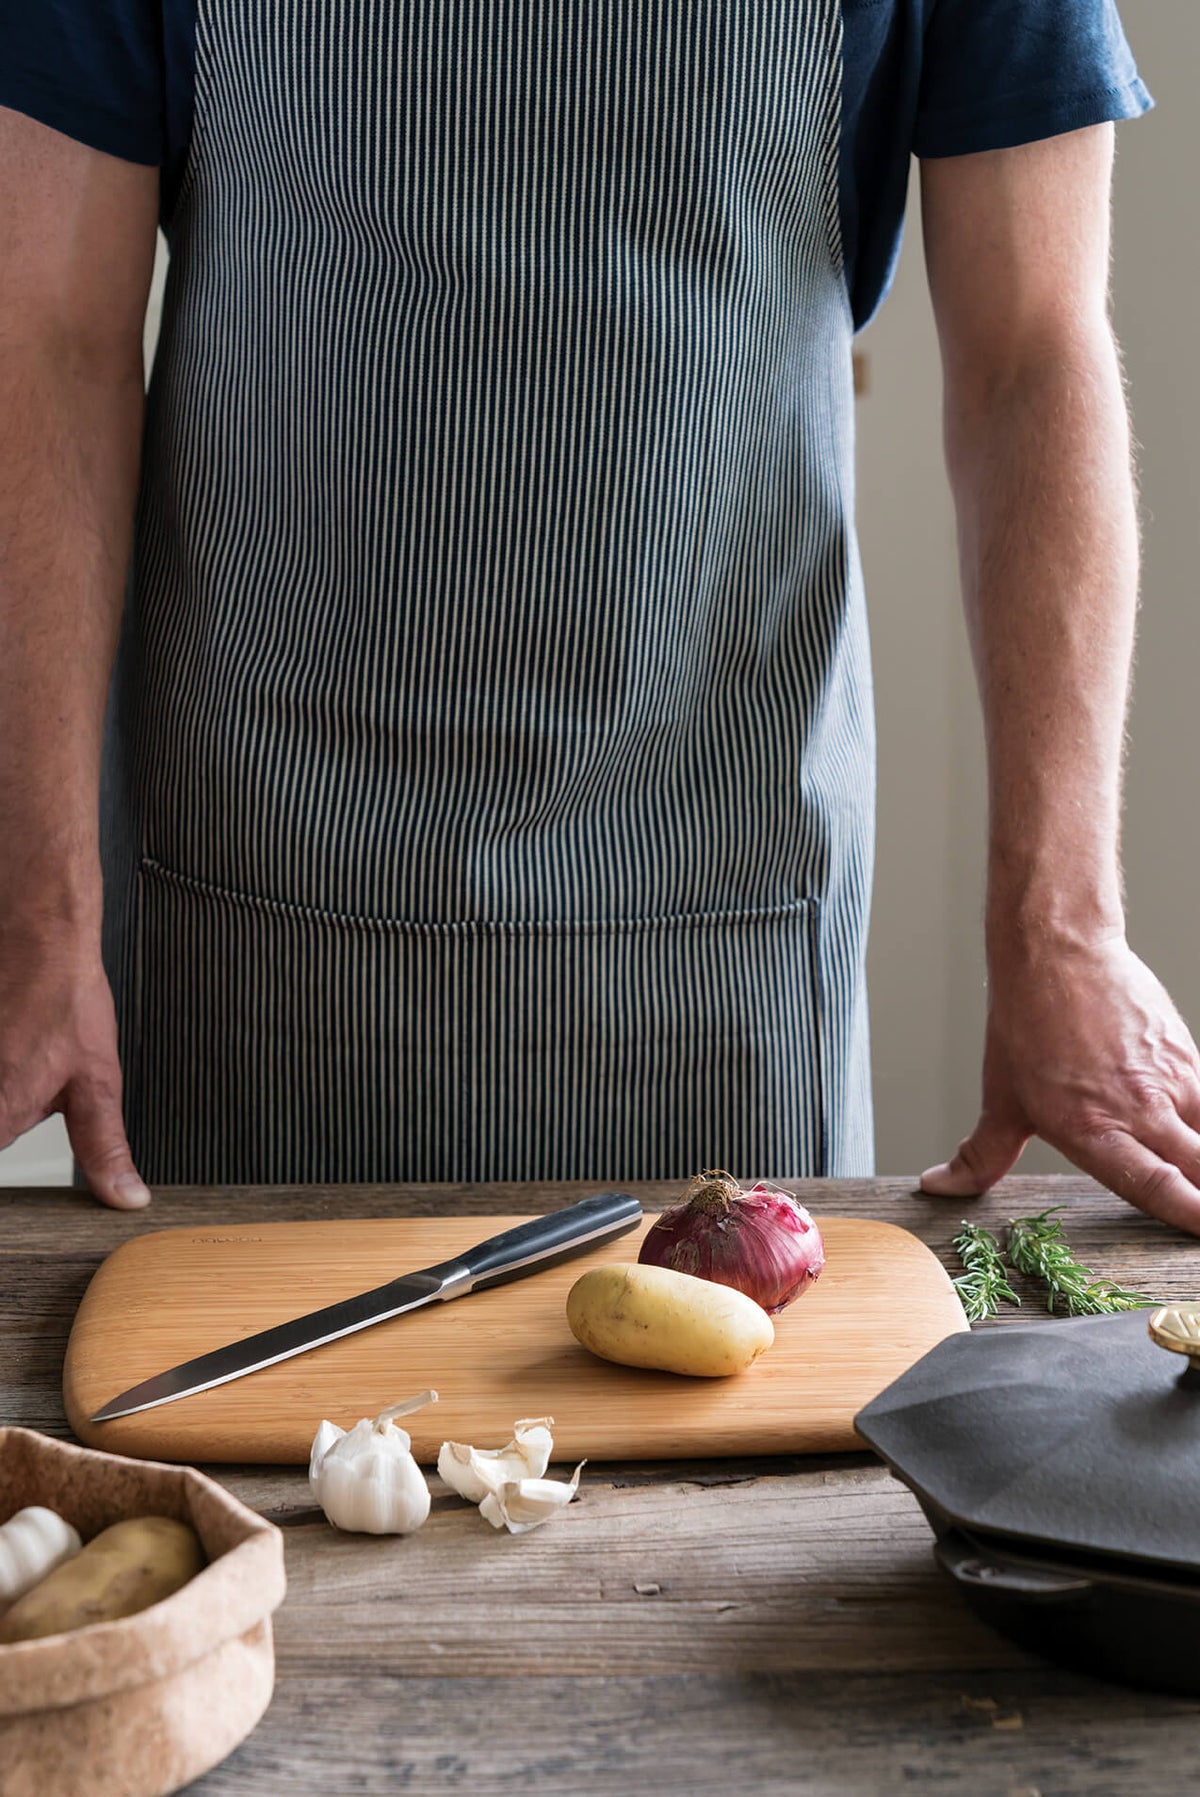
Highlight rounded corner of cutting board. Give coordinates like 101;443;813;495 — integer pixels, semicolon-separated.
63;1225;191;1450
816;1214;969;1327
62;1338;104;1450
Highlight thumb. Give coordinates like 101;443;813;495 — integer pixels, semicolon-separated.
920;1111;1029;1199
64;1076;151;1210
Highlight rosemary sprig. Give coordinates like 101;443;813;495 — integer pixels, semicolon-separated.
1005;1208;1156;1317
951;1221;1021;1323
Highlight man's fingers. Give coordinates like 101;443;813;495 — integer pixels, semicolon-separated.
1170;1080;1200;1138
1138;1113;1200;1194
1065;1126;1200;1235
64;1078;151;1210
920;1113;1029;1198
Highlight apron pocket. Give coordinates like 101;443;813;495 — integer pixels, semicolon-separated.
127;861;825;1185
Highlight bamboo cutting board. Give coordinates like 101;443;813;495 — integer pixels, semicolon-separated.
64;1214;967;1464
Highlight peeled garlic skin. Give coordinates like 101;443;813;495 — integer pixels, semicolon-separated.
479;1464;584;1534
438;1441;489;1503
0;1507;83;1605
437;1419;554;1504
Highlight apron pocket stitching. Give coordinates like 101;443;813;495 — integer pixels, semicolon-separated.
138;858;818;939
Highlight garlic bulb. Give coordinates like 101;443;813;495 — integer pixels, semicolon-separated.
309;1390;437;1535
437;1417;554;1504
0;1506;82;1604
479;1462;585;1535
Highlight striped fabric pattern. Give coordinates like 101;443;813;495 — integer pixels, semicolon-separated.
104;0;876;1185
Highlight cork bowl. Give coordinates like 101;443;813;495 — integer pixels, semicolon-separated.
0;1428;286;1797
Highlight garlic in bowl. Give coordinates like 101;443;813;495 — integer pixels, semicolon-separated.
0;1505;82;1607
0;1427;285;1797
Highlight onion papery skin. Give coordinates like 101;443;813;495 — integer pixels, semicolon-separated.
638;1177;825;1315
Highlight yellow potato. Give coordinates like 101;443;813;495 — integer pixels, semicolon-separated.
566;1262;774;1377
0;1515;204;1643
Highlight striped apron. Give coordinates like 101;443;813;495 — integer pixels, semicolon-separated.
101;0;876;1185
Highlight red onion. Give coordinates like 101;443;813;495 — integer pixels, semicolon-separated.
638;1170;825;1315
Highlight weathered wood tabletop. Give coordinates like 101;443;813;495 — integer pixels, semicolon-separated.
4;1176;1199;1795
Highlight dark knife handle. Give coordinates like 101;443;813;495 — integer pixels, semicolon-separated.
462;1191;643;1293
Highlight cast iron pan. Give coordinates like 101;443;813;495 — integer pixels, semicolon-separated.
856;1304;1200;1694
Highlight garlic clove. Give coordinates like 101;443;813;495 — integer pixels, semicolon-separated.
0;1507;83;1604
478;1462;585;1535
437;1416;555;1504
309;1419;344;1484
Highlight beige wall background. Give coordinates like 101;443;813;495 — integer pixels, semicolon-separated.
2;0;1195;1186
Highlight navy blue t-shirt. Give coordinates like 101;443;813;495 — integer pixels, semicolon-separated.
0;1;1151;329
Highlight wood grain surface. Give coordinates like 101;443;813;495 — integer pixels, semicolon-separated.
4;1175;1200;1794
64;1213;966;1463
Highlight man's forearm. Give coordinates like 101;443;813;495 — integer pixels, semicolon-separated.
0;339;144;939
920;129;1200;1230
945;322;1138;959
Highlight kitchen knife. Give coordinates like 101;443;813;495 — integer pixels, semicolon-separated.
90;1190;643;1422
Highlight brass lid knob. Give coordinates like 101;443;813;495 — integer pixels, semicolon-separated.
1148;1306;1200;1372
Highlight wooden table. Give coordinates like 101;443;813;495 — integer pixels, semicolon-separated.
4;1176;1199;1794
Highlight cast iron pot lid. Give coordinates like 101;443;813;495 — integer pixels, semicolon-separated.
855;1304;1200;1578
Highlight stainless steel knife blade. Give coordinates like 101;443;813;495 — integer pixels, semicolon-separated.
90;1190;642;1422
89;1266;465;1422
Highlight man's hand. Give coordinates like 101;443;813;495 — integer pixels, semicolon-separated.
0;928;149;1208
921;932;1200;1234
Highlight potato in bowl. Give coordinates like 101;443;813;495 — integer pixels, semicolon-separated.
0;1427;285;1797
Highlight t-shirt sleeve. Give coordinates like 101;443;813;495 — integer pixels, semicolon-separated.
0;2;165;166
914;0;1152;160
